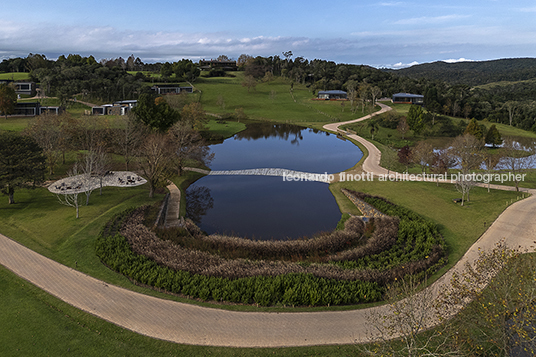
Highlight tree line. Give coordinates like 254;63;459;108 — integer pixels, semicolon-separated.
2;53;536;132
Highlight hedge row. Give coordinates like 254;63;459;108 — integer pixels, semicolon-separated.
95;232;383;306
333;190;447;278
119;209;403;282
95;191;446;306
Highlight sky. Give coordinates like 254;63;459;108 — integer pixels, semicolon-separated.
1;0;536;68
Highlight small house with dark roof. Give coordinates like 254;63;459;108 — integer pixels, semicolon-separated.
392;93;424;105
317;90;348;100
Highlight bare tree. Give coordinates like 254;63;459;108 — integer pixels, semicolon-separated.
500;136;535;191
359;83;371;114
169;121;214;176
431;148;456;186
137;132;174;198
450;134;484;205
437;241;536;356
56;164;83;218
412;141;435;174
25;113;64;175
241;75;257;93
364;276;459;356
370;86;382;107
483;151;503;192
503;101;517;126
112;113;144;171
397;117;409;140
346;80;358;112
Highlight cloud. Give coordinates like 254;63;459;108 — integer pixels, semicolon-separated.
391;61;420;69
394;14;470;25
519;6;536;12
0;17;534;68
443;58;474;63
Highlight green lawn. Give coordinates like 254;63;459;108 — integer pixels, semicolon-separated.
330;179;525;282
195;73;378;128
0;262;369;356
202;118;247;138
0;117;35;132
0;72;30;80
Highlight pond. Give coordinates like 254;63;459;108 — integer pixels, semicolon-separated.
186;122;363;240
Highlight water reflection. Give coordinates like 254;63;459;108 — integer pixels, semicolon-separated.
186;122;363;240
234;123;305;144
185;186;214;225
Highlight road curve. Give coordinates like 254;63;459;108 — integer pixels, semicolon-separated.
0;102;535;347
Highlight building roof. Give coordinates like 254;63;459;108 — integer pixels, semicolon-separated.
318;90;347;95
392;93;424;98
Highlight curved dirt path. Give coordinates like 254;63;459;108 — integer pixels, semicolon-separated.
0;103;535;347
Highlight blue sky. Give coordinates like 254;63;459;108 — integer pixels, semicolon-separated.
1;0;536;68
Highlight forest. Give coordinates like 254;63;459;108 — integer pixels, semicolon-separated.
1;53;536;132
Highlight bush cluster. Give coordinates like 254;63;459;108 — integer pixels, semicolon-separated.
155;216;367;261
95;191;447;306
96;212;383;306
334;190;447;280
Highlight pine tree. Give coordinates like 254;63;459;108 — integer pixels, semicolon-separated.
463;118;483;140
484;124;502;147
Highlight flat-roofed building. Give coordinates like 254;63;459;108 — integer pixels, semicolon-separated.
392;93;424;105
317;90;348;100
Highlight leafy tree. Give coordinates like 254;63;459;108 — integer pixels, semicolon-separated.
485;124;502;147
397;117;409;139
174;59;200;82
437;242;536;356
241;75;257;92
367;118;379;140
0;132;46;204
181;102;207;130
133;94;180;132
463;118;483;140
398;145;412;171
0;83;17;119
406;105;425;135
160;62;173;78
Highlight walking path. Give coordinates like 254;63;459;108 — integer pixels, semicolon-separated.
185;167;333;183
164;181;181;228
0;102;535;347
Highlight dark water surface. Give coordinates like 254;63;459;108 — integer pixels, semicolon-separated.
186;123;363;240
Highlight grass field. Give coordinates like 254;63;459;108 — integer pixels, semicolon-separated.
195;73;378;129
1;71;535;355
0;72;31;80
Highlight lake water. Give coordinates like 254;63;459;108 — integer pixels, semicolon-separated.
186;122;363;240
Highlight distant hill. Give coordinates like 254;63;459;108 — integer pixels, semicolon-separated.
387;58;536;86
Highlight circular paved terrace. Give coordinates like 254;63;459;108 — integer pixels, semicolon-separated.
48;171;147;194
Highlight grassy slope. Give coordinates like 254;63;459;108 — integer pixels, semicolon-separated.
0;72;31;80
0;263;365;357
195;72;377;129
